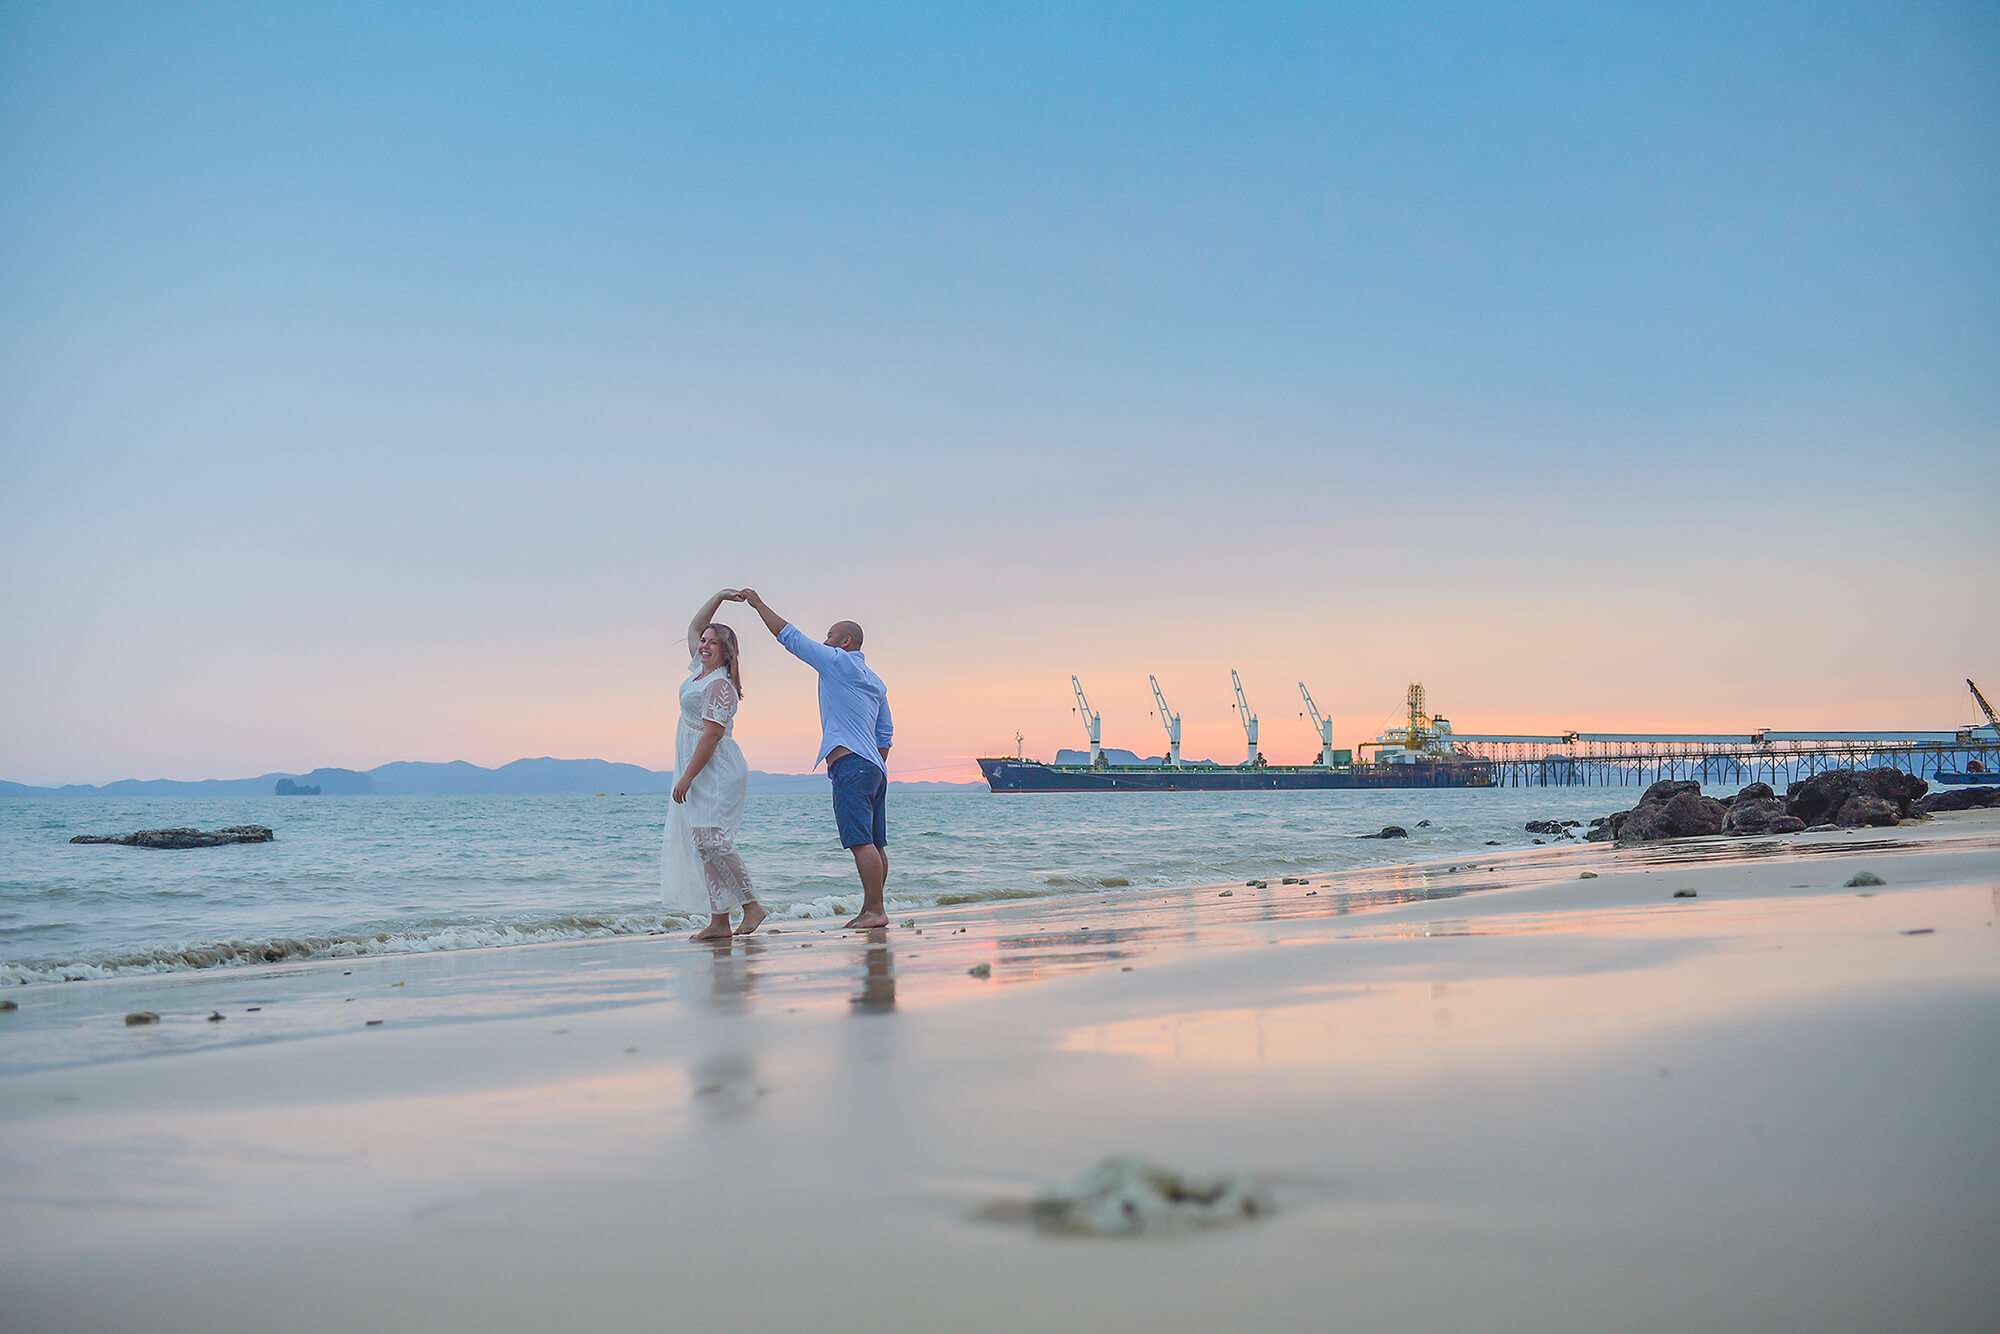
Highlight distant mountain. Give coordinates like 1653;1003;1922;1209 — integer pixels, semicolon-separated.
1;758;983;797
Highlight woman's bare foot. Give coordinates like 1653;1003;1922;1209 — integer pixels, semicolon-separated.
733;902;768;935
843;909;890;929
689;913;733;943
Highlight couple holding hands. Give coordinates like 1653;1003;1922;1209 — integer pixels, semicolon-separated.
662;588;893;942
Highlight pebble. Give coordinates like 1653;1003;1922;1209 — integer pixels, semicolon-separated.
125;1012;159;1026
1218;890;1234;898
1305;890;1317;896
366;1019;384;1026
206;1011;224;1023
1673;889;1697;898
1579;872;1598;879
968;963;992;979
1845;871;1885;888
901;919;916;928
0;999;16;1012
1900;928;1935;936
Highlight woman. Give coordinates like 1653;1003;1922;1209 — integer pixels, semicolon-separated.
663;589;766;941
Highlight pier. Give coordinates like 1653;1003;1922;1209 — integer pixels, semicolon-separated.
1444;731;2000;788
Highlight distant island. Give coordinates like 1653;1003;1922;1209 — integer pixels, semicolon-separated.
1;757;983;798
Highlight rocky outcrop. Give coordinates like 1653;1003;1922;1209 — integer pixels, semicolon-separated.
1613;789;1727;844
1784;768;1927;827
1722;781;1807;835
1585;780;1727;845
1911;786;2000;814
273;778;321;796
1363;826;1408;839
71;826;273;849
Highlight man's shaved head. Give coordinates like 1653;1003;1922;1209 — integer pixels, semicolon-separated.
827;620;864;650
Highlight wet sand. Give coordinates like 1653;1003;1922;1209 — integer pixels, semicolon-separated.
3;811;1997;1332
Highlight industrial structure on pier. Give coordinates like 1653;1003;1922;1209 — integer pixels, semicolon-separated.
978;676;2000;793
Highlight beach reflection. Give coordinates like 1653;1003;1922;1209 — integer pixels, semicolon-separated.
702;939;760;1013
851;930;896;1013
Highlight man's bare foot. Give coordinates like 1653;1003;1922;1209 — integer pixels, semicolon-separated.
733;903;768;935
688;923;732;943
844;909;890;929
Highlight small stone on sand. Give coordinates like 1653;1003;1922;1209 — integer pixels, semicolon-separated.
0;999;16;1012
1580;872;1598;879
1674;889;1697;898
1218;890;1234;897
1900;928;1934;936
366;1019;384;1026
207;1011;224;1023
968;963;991;979
1845;871;1885;887
125;1012;159;1026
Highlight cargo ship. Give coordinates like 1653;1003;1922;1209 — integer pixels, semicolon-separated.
978;677;1494;793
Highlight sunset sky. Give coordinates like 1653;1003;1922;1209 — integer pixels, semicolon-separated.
3;2;1995;785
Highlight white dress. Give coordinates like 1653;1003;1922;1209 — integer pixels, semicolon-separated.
661;662;754;915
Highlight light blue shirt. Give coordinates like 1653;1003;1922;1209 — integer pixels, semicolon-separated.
778;623;893;774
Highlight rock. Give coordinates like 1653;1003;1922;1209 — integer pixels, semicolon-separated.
1525;820;1566;835
1371;826;1408;839
1845;871;1885;887
71;826;274;849
0;999;17;1012
1416;820;1431;827
1616;790;1727;844
1785;768;1927;827
1579;872;1597;879
1641;779;1702;806
968;963;991;979
206;1011;224;1022
1723;796;1806;837
1911;786;2000;815
1533;838;1545;845
1835;795;1900;828
1735;782;1776;803
1217;890;1234;897
1025;1156;1274;1236
1673;889;1697;898
125;1011;159;1025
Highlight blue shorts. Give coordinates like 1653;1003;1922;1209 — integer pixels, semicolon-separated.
828;753;887;849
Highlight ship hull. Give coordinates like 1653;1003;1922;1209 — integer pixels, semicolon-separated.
977;757;1493;792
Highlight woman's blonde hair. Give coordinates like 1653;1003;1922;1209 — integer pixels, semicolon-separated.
701;622;744;698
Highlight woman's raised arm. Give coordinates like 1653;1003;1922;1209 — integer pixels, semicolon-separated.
686;589;739;660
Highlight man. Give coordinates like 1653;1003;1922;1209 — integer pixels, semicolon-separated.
739;589;894;929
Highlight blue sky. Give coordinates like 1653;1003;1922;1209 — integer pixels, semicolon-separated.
2;2;1995;782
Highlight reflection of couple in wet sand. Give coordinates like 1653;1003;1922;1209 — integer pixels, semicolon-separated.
663;588;894;943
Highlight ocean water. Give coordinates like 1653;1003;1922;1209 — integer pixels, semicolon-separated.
1;786;1665;985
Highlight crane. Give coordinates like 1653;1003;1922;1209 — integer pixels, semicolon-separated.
1971;679;2000;738
1071;676;1103;766
1299;682;1337;767
1149;675;1183;767
1231;670;1261;766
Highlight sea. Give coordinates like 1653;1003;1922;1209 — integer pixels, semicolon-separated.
1;786;1671;987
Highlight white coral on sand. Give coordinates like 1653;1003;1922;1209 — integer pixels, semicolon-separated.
1027;1156;1274;1235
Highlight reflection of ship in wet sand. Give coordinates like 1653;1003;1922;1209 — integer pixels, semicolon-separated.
980;678;1492;792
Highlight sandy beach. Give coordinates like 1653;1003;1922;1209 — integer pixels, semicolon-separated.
3;811;1997;1333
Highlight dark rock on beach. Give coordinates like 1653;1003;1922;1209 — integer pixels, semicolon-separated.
1911;786;2000;815
71;826;274;849
1586;780;1726;845
1723;785;1807;836
1525;819;1566;835
1366;826;1408;839
1784;768;1926;827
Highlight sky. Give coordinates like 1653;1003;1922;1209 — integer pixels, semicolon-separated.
2;1;1995;785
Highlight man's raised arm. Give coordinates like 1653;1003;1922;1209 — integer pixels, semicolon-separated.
739;589;789;640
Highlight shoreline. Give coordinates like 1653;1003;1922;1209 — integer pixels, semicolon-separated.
3;812;1997;1331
